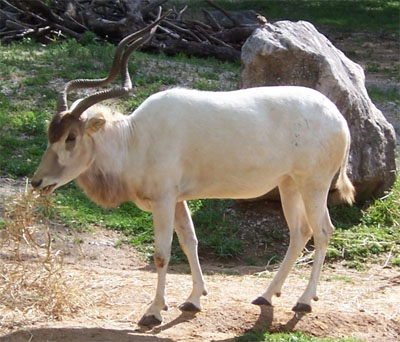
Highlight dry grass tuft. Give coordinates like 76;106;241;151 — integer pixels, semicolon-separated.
0;180;91;329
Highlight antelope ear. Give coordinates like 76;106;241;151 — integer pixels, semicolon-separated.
85;113;106;134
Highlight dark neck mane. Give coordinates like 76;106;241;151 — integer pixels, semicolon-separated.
77;167;131;208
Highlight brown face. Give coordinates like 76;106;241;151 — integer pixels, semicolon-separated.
31;111;105;194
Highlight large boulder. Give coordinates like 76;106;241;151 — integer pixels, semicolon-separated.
240;21;397;202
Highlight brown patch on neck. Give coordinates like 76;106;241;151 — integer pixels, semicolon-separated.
77;168;132;208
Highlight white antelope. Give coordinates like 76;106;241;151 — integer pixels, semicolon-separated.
31;13;355;327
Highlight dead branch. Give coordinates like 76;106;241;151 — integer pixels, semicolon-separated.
173;5;188;20
162;19;204;43
163;38;241;62
1;0;257;62
204;0;241;27
142;0;168;17
202;9;222;31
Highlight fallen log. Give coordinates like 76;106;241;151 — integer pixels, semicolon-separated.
1;0;260;62
163;38;241;62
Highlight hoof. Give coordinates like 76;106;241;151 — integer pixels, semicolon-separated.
138;314;162;327
251;296;272;306
292;302;312;313
179;302;201;312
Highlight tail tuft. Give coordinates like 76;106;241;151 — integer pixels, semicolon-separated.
336;170;355;205
336;135;355;205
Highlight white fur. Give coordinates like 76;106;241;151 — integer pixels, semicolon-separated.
33;85;354;324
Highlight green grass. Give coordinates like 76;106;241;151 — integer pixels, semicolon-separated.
0;39;238;177
0;37;399;267
1;8;398;341
236;330;362;342
327;275;354;283
329;175;400;269
0;38;240;261
192;79;222;91
171;0;400;34
51;184;240;262
367;86;400;103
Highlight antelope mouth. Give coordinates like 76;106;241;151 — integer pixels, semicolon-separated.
42;183;57;195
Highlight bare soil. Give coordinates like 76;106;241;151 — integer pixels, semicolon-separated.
0;180;400;342
0;32;399;342
0;214;399;342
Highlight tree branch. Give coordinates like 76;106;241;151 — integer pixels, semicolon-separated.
142;0;168;17
204;0;241;27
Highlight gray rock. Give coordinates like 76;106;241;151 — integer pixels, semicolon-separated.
240;21;397;201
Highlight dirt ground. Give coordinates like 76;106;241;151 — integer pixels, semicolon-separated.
0;30;399;342
0;215;399;342
0;179;399;342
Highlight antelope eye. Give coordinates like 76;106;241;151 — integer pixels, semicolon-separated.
66;133;76;142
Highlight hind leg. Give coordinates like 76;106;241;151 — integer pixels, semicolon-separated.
253;176;312;306
292;183;334;312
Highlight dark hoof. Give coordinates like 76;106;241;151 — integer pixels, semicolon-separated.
138;314;162;327
179;302;201;312
292;302;312;313
251;296;272;306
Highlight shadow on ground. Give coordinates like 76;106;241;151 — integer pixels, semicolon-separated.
0;308;309;342
0;328;174;342
210;306;307;342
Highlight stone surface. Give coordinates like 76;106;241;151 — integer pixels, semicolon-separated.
240;21;397;201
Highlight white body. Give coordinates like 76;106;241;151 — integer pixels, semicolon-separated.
33;85;354;325
131;86;347;202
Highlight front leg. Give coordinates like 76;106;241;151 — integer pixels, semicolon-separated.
138;198;175;327
175;201;207;312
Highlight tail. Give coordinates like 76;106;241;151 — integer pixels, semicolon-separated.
336;137;355;205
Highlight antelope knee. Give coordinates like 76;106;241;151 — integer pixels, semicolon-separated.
154;252;166;268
